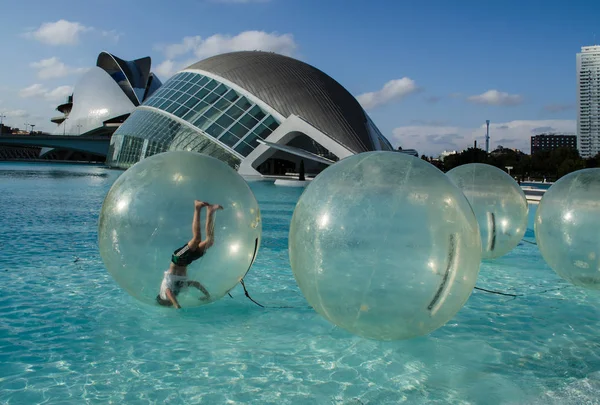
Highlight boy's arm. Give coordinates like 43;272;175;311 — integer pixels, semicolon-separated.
166;289;181;309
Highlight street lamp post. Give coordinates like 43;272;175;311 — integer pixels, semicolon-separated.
506;166;513;176
76;124;83;135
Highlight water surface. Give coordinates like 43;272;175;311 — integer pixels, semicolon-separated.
1;162;599;404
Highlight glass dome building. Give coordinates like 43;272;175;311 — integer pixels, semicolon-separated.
107;51;394;176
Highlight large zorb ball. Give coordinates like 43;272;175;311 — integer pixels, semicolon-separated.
98;151;261;307
288;151;482;341
446;163;528;260
535;168;600;289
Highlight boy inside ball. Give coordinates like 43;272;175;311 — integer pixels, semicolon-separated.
156;200;223;309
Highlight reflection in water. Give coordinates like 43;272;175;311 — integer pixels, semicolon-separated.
0;169;110;179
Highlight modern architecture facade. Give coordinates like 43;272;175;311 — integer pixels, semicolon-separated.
52;52;162;137
530;134;577;154
577;45;600;158
107;51;394;176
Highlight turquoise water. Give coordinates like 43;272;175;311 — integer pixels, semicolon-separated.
1;162;600;405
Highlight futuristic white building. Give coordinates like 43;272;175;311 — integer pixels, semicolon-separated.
107;51;394;176
52;52;162;137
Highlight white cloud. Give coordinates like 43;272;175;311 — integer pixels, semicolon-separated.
25;19;91;45
154;60;177;78
154;30;298;79
467;89;523;106
30;57;88;79
45;86;74;101
100;29;121;43
390;119;576;157
1;109;29;118
160;36;204;60
19;84;73;102
19;84;47;98
24;20;120;46
356;78;418;110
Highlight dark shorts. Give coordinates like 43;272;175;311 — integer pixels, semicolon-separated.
171;243;205;266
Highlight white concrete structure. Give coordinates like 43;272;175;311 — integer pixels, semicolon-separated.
52;52;162;137
577;45;600;158
108;51;395;176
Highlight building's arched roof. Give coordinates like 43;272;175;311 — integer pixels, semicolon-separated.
186;51;376;153
97;52;152;105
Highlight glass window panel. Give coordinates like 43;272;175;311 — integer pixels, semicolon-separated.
214;97;232;112
223;90;239;102
164;102;181;114
203;106;223;122
254;123;272;139
205;122;226;138
188;74;202;84
215;113;234;129
203;80;217;91
195;88;210;100
152;97;165;107
183;97;200;109
174;91;188;104
225;105;244;120
109;108;244;170
157;99;174;110
263;116;279;131
248;105;266;121
229;122;250;138
213;84;228;96
196;76;209;87
234;141;254;157
219;131;241;148
192;114;210;129
172;81;187;91
183;101;210;121
188;84;201;95
234;97;252;111
180;81;193;93
173;106;190;118
239;114;259;130
242;130;263;147
164;89;177;98
204;92;220;105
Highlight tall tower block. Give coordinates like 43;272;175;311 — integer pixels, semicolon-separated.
485;120;490;153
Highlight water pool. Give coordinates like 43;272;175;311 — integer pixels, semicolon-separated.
1;162;599;404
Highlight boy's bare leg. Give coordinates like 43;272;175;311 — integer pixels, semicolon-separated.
189;200;208;247
200;204;223;250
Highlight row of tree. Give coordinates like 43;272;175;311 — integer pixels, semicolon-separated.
418;147;600;182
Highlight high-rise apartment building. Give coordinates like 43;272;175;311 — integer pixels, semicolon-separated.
577;45;600;158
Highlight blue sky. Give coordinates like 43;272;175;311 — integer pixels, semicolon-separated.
0;0;596;156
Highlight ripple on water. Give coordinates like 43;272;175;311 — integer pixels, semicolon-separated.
1;164;600;404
